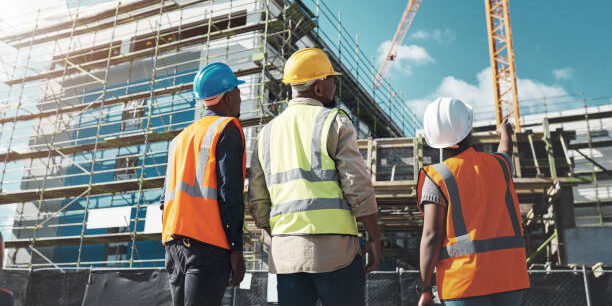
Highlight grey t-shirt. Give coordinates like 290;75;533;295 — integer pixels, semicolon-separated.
418;152;513;210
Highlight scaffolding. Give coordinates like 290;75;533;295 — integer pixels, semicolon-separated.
0;0;417;270
0;0;610;272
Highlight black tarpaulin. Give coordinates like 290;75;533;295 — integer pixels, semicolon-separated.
26;270;89;306
81;269;171;306
0;269;29;306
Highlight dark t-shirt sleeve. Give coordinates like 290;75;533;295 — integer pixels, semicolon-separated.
0;288;14;306
215;121;245;251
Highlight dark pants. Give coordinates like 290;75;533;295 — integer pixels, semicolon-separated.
165;239;231;306
277;255;365;306
0;288;14;306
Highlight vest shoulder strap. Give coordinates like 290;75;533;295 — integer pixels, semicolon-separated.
165;116;233;202
337;108;351;121
431;162;468;237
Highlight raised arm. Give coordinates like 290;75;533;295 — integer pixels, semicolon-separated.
496;117;514;156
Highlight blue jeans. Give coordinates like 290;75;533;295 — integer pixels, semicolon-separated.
277;255;365;306
443;289;524;306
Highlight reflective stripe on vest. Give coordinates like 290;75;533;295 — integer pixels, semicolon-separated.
269;198;351;217
432;161;524;259
165;117;226;202
258;105;357;236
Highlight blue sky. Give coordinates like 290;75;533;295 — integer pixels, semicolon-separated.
316;0;612;120
1;0;610;121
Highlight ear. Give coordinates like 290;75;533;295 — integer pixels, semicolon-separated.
313;81;323;96
220;92;229;104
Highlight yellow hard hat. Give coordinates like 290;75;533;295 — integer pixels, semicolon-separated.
282;48;342;84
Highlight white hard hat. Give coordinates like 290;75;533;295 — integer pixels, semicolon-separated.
423;97;473;148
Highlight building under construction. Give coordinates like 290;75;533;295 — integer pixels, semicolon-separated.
0;0;611;305
0;0;416;269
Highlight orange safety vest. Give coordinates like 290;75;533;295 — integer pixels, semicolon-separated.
417;147;530;300
162;116;246;249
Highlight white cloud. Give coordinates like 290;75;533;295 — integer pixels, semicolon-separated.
411;30;429;40
376;40;434;76
410;28;456;45
0;0;67;34
406;67;569;121
553;67;573;80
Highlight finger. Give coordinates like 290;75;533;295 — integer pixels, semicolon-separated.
364;262;374;274
228;274;236;286
228;274;242;286
502;114;511;124
230;276;243;286
365;255;378;274
235;268;246;285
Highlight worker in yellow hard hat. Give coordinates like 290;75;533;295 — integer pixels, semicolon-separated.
248;47;382;306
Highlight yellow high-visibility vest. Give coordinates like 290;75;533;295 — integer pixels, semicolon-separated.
257;103;358;236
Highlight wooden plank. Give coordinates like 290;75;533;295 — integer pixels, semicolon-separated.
4;22;276;86
4;232;160;248
0;114;271;163
0;0;160;43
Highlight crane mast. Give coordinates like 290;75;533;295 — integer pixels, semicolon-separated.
374;0;422;89
485;0;522;131
376;0;521;132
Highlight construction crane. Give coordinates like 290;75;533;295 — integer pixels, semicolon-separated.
485;0;521;131
376;0;522;131
373;0;422;89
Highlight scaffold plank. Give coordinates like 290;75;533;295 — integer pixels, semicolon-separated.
3;20;278;86
4;232;161;249
0;174;567;205
474;110;612;132
0;67;267;125
4;1;204;49
0;0;172;44
0;115;271;163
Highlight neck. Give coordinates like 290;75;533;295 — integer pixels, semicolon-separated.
205;108;231;117
293;91;317;100
206;102;237;117
442;146;471;160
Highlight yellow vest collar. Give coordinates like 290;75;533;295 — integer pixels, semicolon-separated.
288;97;325;107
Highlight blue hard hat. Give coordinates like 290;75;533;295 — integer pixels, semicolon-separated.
193;62;245;100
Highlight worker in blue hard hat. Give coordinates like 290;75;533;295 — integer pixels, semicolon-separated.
193;62;246;115
161;62;247;306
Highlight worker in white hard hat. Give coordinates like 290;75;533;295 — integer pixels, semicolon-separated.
416;97;530;306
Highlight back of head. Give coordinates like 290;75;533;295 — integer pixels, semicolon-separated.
282;48;342;85
283;48;342;106
423;97;473;149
